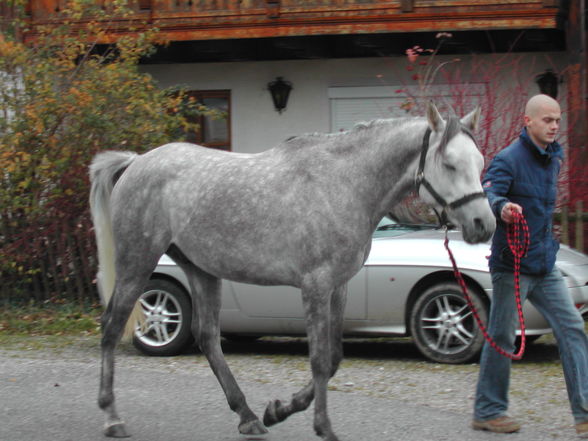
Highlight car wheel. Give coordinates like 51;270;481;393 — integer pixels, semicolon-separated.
410;281;487;364
132;278;194;356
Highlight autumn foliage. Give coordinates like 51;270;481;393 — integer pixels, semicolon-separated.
0;1;202;302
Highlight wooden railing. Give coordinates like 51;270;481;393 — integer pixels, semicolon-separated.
19;0;561;43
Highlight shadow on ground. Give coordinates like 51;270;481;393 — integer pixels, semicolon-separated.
173;334;562;365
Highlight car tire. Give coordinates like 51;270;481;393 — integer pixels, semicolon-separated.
410;281;487;364
132;278;194;356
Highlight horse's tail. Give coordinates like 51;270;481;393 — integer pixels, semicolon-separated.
89;150;141;338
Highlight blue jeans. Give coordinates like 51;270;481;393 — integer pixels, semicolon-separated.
474;268;588;424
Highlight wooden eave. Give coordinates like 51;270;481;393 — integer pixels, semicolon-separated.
21;0;562;44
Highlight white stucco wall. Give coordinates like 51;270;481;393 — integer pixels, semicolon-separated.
141;52;566;154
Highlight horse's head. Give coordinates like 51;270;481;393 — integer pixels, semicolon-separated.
416;102;495;244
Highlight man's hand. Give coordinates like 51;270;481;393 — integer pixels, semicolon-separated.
501;202;523;224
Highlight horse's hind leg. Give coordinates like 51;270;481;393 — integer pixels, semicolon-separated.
99;271;154;438
180;261;267;436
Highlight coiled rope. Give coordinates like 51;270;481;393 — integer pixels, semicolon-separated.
444;211;530;360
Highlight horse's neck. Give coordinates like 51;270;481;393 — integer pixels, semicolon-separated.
354;120;426;225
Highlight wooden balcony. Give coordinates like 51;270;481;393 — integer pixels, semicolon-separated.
21;0;562;43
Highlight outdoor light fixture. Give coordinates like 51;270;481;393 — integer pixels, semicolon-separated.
268;77;292;113
535;69;560;99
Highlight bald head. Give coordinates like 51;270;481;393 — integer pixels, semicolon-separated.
524;94;561;149
525;94;560;118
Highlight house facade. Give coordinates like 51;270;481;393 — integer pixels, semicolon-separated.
12;1;588;208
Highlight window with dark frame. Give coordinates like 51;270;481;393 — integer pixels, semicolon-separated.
185;90;231;151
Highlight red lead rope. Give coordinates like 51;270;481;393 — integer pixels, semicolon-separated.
444;211;530;360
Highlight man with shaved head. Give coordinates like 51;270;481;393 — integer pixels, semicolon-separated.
472;94;588;437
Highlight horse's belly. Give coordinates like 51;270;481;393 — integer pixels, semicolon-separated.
176;233;300;287
202;257;299;287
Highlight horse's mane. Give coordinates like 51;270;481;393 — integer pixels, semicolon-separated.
350;116;416;132
282;116;422;149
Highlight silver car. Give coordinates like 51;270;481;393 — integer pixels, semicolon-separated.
133;217;588;363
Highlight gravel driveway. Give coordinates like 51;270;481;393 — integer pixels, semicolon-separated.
0;333;579;440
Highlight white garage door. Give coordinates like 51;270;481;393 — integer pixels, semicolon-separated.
329;84;486;133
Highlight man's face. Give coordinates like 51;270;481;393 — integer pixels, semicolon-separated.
524;103;561;149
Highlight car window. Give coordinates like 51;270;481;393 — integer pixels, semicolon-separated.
376;216;396;229
372;216;436;238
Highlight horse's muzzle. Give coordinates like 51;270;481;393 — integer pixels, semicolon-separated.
461;215;496;244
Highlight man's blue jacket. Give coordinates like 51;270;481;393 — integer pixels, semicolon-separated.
482;127;563;275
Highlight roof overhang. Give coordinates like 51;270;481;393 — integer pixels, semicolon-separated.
22;1;564;44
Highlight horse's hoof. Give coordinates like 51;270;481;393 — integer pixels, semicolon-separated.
316;424;340;441
317;430;340;441
104;422;131;438
263;399;286;427
238;419;268;435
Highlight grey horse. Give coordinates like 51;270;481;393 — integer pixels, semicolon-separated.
89;102;495;441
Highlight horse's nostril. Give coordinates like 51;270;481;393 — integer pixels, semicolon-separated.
474;217;484;230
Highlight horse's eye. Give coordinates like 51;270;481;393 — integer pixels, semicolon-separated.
443;163;457;172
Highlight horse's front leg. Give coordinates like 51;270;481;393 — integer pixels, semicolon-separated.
264;285;347;430
187;266;267;436
305;285;340;441
305;284;343;440
327;284;347;379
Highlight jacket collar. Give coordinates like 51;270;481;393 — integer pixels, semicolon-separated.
520;127;563;165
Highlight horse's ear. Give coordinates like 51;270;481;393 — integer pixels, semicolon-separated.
460;106;481;131
426;101;445;132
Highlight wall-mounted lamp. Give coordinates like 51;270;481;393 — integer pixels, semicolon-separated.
268;77;292;113
535;69;560;99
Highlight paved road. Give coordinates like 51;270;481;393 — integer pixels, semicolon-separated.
0;351;580;441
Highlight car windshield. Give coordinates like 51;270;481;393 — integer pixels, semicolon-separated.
373;216;436;238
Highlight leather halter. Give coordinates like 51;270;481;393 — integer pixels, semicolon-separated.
415;126;487;225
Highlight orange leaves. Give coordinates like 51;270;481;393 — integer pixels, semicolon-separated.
0;0;207;239
0;149;31;174
0;1;207;302
0;36;25;61
67;86;93;109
